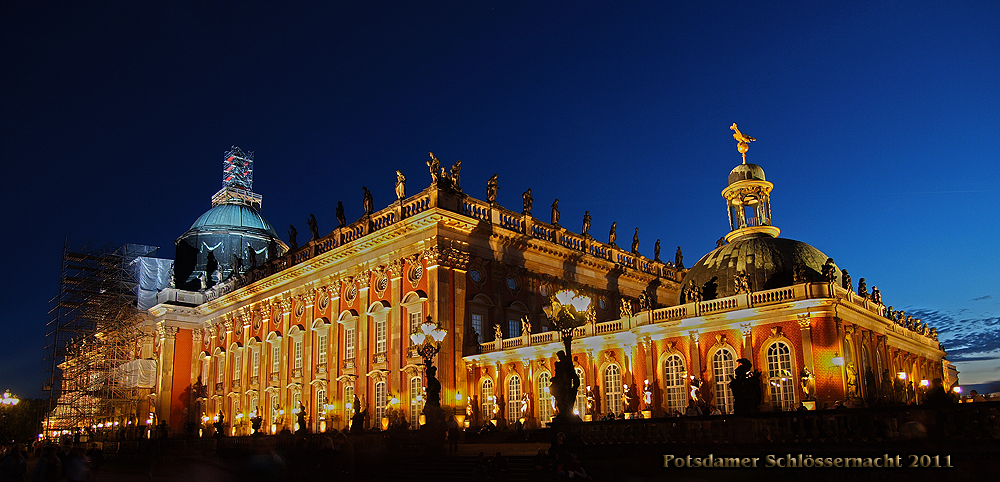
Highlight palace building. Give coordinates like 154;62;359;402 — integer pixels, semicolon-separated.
51;133;948;436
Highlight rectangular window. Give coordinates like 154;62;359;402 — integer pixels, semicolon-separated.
508;319;520;338
271;344;280;374
252;349;260;377
270;393;280;420
318;334;328;365
345;328;356;359
294;339;303;370
233;352;242;383
345;386;355;424
216;356;224;383
317;389;326;418
472;313;484;342
376;318;387;354
375;381;387;423
409;312;422;345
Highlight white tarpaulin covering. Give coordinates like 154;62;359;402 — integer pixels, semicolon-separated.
115;359;157;388
136;257;173;310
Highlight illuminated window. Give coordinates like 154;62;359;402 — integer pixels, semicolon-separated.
317;333;328;365
293;339;303;370
374;381;387;423
375;318;387;354
537;372;553;423
712;348;736;414
410;376;424;429
271;344;280;375
409;311;422;345
507;375;522;421
344;385;355;422
270;393;279;421
316;388;326;419
249;393;258;415
663;354;687;414
604;364;623;414
291;390;301;415
481;378;495;421
573;367;587;416
767;342;795;411
345;328;356;360
233;351;242;384
216;356;224;384
251;348;260;377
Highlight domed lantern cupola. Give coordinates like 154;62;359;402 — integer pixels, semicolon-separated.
722;123;780;243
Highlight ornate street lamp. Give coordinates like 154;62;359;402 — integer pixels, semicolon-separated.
542;290;592;422
409;315;449;448
0;390;18;406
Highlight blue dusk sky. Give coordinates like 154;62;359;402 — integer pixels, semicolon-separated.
2;1;997;398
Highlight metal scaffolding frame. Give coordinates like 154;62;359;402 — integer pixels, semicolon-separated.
43;239;158;434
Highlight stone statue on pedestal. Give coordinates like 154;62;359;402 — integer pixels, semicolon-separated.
582;211;591;236
522;188;533;215
486;174;498;204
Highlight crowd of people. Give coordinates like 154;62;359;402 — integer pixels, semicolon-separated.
0;441;104;482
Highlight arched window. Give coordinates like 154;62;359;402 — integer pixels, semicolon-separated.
766;341;795;411
604;364;623;414
374;381;387;425
344;385;355;426
410;376;424;429
663;354;687;414
269;393;280;423
537;372;553;423
573;367;587;416
712;348;736;414
316;388;326;421
507;375;522;422
481;378;495;421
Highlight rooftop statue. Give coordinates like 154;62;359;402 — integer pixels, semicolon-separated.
730;123;757;164
858;278;868;299
582;211;591;236
450;160;462;192
871;286;881;304
842;269;853;292
486;174;498;204
551;199;560;226
631;228;639;254
717;237;726;248
247;242;256;268
821;258;837;283
288;225;298;251
494;323;503;341
792;262;808;283
675;246;684;269
608;222;617;246
426;152;441;184
336;201;346;227
654;239;661;261
307;214;320;241
522;188;533;215
733;270;751;294
395;171;406;200
362;187;373;216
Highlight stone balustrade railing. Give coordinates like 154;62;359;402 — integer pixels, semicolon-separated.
480;281;939;354
207;183;680;302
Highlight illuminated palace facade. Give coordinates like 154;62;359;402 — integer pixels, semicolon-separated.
145;147;946;436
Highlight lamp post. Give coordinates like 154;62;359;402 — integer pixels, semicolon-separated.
409;315;448;446
542;290;592;423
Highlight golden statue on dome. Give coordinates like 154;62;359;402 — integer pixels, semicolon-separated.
730;123;756;164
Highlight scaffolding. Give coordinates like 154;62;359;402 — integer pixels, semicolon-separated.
43;239;159;434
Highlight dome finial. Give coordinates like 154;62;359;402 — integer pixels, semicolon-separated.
730;123;756;164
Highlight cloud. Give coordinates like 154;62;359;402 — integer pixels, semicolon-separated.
903;308;1000;361
972;295;992;301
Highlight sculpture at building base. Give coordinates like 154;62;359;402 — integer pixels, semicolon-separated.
728;358;761;414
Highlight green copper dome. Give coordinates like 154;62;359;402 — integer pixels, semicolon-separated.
185;203;280;239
